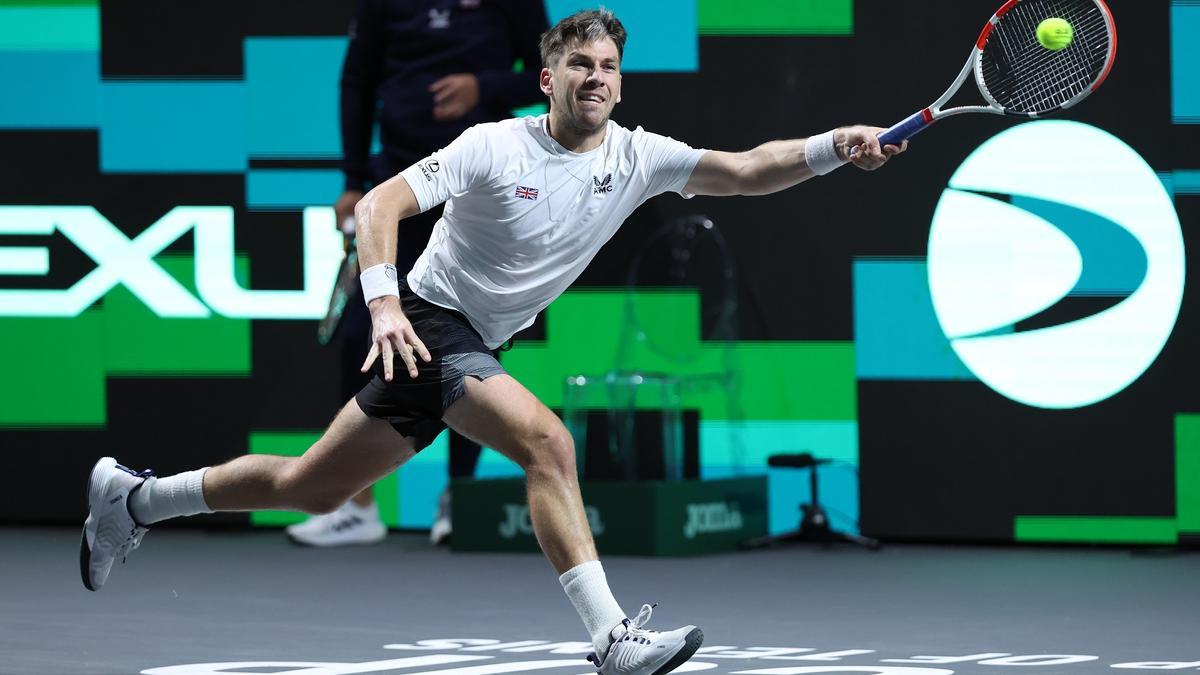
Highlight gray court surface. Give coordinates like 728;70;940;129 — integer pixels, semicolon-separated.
2;526;1197;675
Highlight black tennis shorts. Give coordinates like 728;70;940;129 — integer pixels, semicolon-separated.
355;282;507;451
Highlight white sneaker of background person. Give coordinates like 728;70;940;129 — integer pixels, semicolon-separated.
587;604;703;675
430;488;452;545
285;500;387;547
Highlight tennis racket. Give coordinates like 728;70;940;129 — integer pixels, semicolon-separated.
858;0;1116;154
317;246;358;345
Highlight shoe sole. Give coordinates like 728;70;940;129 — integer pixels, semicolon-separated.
651;628;704;675
79;457;117;592
285;529;388;548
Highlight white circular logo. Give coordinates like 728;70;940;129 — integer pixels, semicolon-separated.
927;121;1185;409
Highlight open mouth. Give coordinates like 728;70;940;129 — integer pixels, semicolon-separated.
578;93;605;105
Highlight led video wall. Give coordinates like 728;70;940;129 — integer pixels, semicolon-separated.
1;0;1195;545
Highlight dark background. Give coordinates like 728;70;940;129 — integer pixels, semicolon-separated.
1;1;1191;542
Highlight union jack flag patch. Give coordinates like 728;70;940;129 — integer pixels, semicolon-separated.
515;185;539;200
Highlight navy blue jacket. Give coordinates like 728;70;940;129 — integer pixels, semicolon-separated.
340;0;549;191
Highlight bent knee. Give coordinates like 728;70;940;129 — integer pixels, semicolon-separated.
525;425;577;479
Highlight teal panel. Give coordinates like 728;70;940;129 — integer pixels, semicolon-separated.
544;0;696;72
0;6;98;50
700;420;858;535
246;169;343;209
0;51;98;127
704;462;859;536
1010;195;1146;296
853;258;976;380
245;37;346;158
699;420;857;467
1173;2;1200;123
398;430;449;528
100;81;246;172
1174;170;1200;194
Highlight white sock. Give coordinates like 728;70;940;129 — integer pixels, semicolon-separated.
128;468;212;525
559;560;627;658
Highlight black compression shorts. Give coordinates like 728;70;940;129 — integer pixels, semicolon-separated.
354;282;506;451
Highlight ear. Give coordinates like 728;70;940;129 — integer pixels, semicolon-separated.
615;73;622;104
539;67;553;97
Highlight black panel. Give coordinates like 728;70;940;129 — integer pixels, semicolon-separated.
101;0;355;78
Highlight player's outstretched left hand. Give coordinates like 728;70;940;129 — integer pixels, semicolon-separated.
841;125;907;171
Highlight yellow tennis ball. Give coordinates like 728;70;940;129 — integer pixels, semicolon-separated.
1036;17;1074;50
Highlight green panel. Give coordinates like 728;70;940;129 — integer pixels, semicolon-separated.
1175;415;1200;533
734;342;855;420
502;289;855;421
698;0;853;36
248;430;400;528
0;312;106;426
104;256;251;376
452;476;767;556
0;6;99;50
1014;516;1177;545
0;256;252;426
248;432;320;527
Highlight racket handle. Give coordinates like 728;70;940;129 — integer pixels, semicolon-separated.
849;109;932;160
879;109;933;147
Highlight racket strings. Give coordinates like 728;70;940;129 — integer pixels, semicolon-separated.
980;0;1110;114
986;0;1107;111
989;0;1103;104
1008;1;1106;108
989;3;1103;111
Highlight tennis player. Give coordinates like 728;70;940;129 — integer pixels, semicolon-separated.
80;9;903;675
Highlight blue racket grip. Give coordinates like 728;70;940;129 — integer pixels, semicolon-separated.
878;109;932;147
849;110;930;160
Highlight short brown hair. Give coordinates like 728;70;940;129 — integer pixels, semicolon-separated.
539;9;627;69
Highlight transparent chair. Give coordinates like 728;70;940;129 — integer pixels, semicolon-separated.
562;215;745;481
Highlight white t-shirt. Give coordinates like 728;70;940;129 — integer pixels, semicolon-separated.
399;114;706;349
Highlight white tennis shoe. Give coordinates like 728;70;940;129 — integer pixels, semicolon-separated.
587;604;704;675
429;488;452;545
79;457;152;592
286;500;387;547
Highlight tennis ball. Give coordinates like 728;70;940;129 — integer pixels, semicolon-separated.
1036;17;1074;51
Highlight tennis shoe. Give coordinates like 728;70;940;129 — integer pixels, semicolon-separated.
286;500;386;547
587;604;704;675
79;457;152;592
430;488;452;545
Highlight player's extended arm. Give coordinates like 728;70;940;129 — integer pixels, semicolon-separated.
683;125;904;197
354;174;430;381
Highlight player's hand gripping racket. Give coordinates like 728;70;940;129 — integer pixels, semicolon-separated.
856;0;1116;155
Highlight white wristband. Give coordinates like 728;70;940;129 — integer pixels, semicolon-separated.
805;129;848;176
360;263;400;305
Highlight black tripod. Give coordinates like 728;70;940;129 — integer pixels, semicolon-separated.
741;453;880;550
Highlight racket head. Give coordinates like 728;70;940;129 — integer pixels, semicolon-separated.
973;0;1116;117
317;250;358;345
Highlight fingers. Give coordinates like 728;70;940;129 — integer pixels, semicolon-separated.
412;334;432;363
381;338;394;382
361;342;379;374
398;342;418;379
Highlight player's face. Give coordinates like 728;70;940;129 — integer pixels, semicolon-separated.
546;38;622;131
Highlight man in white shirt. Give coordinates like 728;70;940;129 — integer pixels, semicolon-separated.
80;9;903;675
